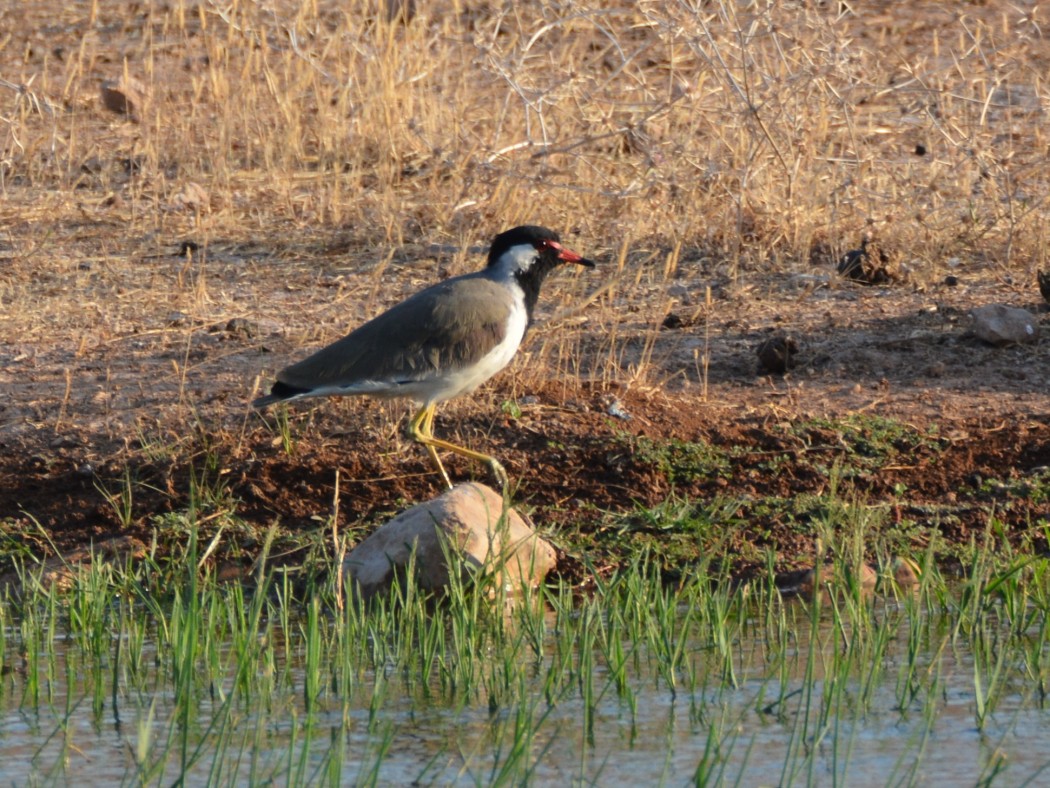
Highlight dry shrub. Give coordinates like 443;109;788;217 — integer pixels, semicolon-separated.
2;1;1046;262
1;0;1047;413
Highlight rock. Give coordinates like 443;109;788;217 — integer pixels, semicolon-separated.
603;397;631;420
892;556;920;588
170;182;210;213
224;318;259;338
785;273;830;290
100;76;149;120
756;334;799;374
342;483;556;601
836;234;900;285
662;312;685;330
970;304;1039;346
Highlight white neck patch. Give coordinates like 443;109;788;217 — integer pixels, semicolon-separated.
491;243;539;280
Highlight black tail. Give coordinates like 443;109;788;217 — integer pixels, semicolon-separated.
252;380;311;409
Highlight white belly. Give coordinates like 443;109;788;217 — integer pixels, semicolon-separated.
389;294;528;406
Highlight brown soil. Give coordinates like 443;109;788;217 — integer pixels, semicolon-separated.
2;245;1048;578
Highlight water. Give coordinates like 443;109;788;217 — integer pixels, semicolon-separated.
3;593;1050;785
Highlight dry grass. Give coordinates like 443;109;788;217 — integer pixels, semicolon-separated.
1;0;1048;448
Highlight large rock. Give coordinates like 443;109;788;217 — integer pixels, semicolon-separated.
970;304;1039;346
342;483;556;601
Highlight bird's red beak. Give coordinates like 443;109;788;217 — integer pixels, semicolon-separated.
547;240;595;268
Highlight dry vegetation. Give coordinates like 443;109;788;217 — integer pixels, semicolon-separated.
1;1;1048;571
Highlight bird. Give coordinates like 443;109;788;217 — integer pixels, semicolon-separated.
253;225;595;489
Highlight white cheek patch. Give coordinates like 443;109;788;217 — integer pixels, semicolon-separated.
500;243;539;275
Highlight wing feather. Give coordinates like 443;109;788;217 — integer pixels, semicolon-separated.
277;275;511;391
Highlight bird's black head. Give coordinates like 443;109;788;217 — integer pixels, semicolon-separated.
487;225;595;270
486;225;595;318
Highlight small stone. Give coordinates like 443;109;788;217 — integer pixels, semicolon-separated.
756;334;799;374
892;557;920;588
970;304;1040;346
170;182;210;213
604;397;631;420
944;274;959;287
225;318;258;338
662;312;685;330
836;234;900;284
100;76;149;120
787;273;831;290
342;483;556;601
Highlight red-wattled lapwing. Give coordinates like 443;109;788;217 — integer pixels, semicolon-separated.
253;225;594;489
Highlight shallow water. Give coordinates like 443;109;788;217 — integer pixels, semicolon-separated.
3;595;1050;786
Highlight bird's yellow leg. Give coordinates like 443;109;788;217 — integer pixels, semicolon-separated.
409;405;452;489
407;404;509;490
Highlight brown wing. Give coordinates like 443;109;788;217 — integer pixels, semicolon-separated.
277;274;511;390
